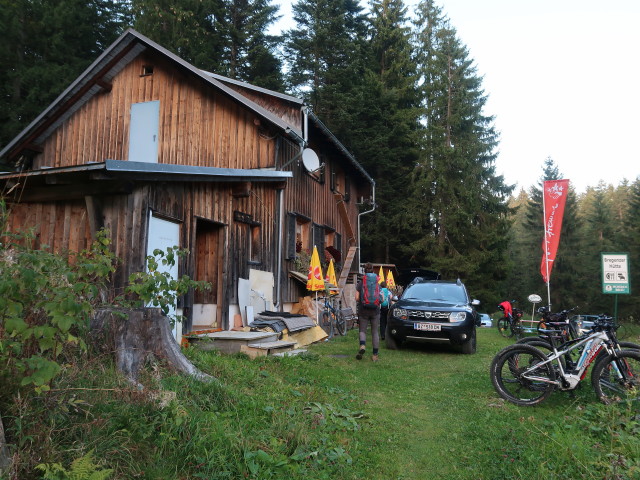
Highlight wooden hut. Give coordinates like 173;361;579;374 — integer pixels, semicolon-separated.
0;29;374;337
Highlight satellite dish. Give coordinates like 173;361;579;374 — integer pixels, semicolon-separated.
301;148;320;172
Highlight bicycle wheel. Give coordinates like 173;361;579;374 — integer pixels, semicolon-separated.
497;318;513;338
616;324;630;340
511;320;524;340
320;310;334;338
334;310;347;336
490;344;556;406
591;349;640;404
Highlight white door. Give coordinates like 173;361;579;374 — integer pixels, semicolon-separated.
129;101;160;163
147;213;181;338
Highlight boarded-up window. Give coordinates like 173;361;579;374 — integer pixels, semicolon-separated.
234;211;261;265
250;224;261;263
312;223;325;260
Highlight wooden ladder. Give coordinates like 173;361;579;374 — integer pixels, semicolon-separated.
337;245;357;290
333;192;358;291
334;192;356;247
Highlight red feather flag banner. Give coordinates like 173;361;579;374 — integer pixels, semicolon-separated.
540;179;570;285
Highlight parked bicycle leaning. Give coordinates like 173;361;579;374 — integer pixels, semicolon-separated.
490;315;640;406
516;307;640;366
319;294;347;339
497;300;524;339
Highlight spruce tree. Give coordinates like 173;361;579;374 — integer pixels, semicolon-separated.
283;0;367;136
621;177;640;318
0;0;128;151
132;0;225;71
503;189;530;304
132;0;283;89
354;0;420;265
218;0;284;89
580;183;617;313
407;0;512;303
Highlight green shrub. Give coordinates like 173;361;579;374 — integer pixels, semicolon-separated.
0;215;115;394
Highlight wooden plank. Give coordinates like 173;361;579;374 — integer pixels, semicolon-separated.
338;246;357;289
334;192;356;246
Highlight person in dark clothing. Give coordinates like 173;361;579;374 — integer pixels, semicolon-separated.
355;262;382;362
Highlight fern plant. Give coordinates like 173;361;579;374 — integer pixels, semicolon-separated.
36;450;113;480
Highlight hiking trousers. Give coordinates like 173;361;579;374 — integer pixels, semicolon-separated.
358;307;380;352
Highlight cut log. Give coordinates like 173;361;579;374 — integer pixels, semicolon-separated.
90;307;215;385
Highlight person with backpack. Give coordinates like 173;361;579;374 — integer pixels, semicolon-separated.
355;263;383;361
379;281;391;341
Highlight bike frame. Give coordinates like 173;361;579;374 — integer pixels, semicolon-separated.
323;295;340;314
520;330;615;390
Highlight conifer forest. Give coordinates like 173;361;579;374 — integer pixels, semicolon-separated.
1;0;639;318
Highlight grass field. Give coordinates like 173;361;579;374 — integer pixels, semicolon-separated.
5;325;640;479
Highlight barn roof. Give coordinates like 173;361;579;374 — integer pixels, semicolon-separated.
0;29;374;187
0;28;304;161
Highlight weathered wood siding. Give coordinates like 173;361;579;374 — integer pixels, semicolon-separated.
222;83;302;132
277;137;368;303
32;52;278;171
5;201;93;253
5;178;280;330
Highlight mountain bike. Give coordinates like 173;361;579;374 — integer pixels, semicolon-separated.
490;316;640;406
497;301;524;339
516;310;640;365
319;295;346;339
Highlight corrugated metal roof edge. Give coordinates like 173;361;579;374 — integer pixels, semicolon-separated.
308;111;374;186
0;160;293;181
104;159;293;179
201;70;304;106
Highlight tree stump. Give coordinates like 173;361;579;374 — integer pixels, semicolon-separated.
0;413;10;476
90;307;214;385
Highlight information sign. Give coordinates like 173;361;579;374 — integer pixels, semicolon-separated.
601;253;630;294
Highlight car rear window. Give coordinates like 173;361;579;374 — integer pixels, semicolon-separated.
403;283;468;304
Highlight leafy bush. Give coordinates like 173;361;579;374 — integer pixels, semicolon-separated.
126;246;210;326
0;214;115;394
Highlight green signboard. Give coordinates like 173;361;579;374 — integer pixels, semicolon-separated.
601;253;630;294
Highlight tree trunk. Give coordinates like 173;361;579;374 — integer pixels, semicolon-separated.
90;307;215;386
0;412;11;476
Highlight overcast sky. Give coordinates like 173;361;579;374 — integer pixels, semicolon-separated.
272;0;640;194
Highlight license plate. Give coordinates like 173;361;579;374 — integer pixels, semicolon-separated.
414;323;441;332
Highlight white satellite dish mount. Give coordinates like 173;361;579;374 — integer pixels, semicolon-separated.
301;148;321;173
